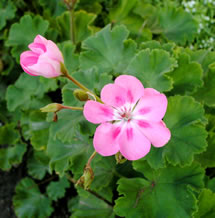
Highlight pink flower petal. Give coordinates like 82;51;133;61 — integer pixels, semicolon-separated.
27;54;61;78
118;123;151;160
29;42;47;55
101;84;127;107
34;35;48;45
20;51;39;76
115;75;144;103
83;100;114;124
133;88;168;122
136;120;171;147
93;123;120;156
46;40;64;63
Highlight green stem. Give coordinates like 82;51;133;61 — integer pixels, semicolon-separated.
61;105;83;111
63;71;102;103
86;151;97;167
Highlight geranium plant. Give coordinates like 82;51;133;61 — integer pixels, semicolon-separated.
0;0;215;217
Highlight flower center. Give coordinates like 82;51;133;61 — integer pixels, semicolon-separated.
120;110;132;121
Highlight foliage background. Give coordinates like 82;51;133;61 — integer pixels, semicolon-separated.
1;0;215;217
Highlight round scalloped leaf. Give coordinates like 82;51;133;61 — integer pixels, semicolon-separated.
13;178;53;218
0;0;16;30
193;68;215;107
6;74;57;112
56;10;96;43
46;176;70;201
80;24;137;74
194;189;215;218
169;53;203;95
114;162;204;218
158;7;198;45
47;123;93;176
69;188;114;218
127;49;176;92
27;150;49;180
6;15;49;61
196;115;215;168
144;95;207;168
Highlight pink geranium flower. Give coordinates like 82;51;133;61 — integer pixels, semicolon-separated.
83;75;171;161
20;35;64;78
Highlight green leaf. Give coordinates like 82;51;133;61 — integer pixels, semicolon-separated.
158;6;198;45
145;96;207;168
68;188;114;218
58;41;79;74
46;176;70;201
184;49;215;75
127;49;176;92
27;150;50;180
13;178;53;218
56;10;96;43
6;74;55;112
140;40;175;54
0;0;16;30
109;0;137;22
80;25;137;74
193;68;215;107
0;123;19;145
195;115;215;168
194;189;215;218
114;162;204;218
7;15;49;61
0;144;27;171
169;53;203;95
39;0;67;17
207;178;215;193
47;125;92;176
29;111;50;150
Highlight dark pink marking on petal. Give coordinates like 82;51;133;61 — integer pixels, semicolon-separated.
127;90;134;103
138;120;151;128
112;127;121;140
138;107;151;115
115;96;124;105
99;105;113;117
126;128;133;141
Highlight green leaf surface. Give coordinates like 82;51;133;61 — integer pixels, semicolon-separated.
13;178;53;218
145;96;207;168
114;162;204;218
58;41;79;74
57;10;96;43
7;15;49;61
0;0;16;30
127;49;176;92
158;7;198;45
6;74;55;112
0;144;27;171
0;123;19;145
27;150;50;180
193;68;215;107
196;115;215;168
47;123;92;176
169;53;203;95
194;189;215;218
46;176;70;201
80;25;137;74
69;188;114;218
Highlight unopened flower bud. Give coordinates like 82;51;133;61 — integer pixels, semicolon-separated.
40;103;62;113
76;166;94;190
73;89;89;101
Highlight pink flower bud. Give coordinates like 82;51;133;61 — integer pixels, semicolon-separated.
20;35;64;78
